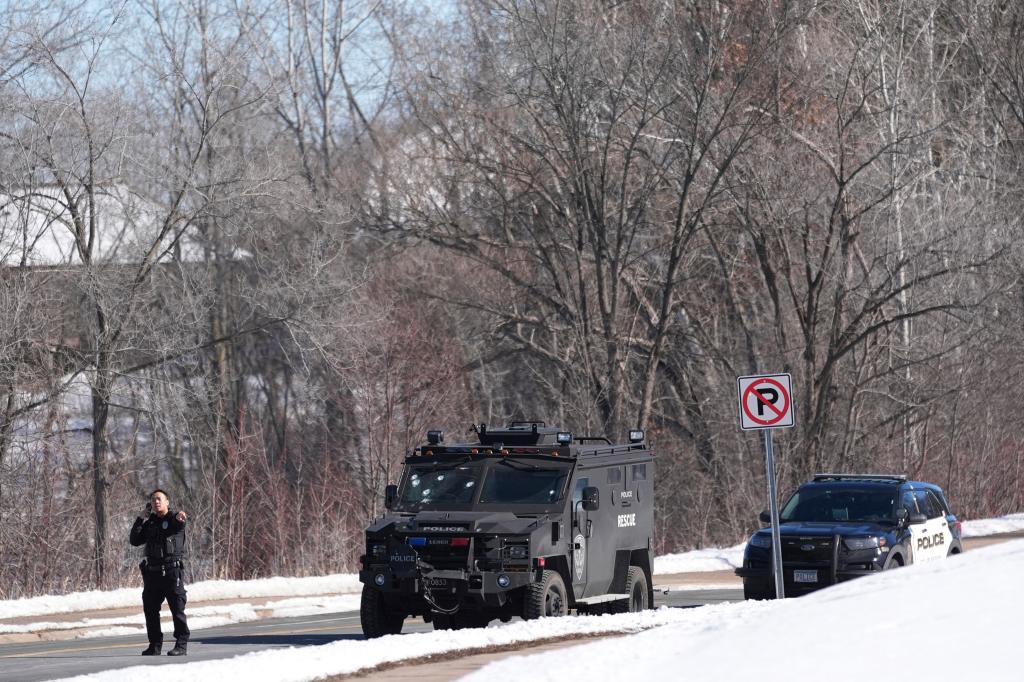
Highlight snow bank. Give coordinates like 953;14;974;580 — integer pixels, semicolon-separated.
466;540;1024;682
961;512;1024;538
4;511;1021;622
652;543;745;573
0;574;361;620
51;607;735;682
0;595;360;636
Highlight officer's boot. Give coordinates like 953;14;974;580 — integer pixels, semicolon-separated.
167;642;187;656
141;643;161;656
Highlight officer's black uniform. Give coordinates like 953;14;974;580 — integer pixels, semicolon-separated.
130;510;190;655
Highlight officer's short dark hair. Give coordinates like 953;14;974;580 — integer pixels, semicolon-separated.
149;488;169;500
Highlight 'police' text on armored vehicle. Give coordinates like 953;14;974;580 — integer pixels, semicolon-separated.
358;422;655;637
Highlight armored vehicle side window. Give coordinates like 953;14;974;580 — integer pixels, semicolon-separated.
631;464;647;481
607;468;622;484
572;478;589;504
400;465;478;506
478;460;571;504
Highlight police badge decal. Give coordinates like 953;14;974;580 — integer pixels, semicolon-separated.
573;533;586;581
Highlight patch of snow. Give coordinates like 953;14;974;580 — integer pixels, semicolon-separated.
464;540;1024;682
0;574;361;620
5;511;1021;624
54;541;1024;682
50;607;731;682
652;543;745;573
961;512;1024;538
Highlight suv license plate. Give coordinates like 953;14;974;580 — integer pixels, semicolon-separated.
793;570;818;583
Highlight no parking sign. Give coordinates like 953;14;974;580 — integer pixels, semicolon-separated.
737;372;795;599
737;373;795;430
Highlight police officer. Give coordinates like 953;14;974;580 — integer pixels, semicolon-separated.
129;488;190;656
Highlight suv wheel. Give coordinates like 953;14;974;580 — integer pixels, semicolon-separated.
360;585;405;638
607;566;648;613
523;569;568;619
743;582;773;600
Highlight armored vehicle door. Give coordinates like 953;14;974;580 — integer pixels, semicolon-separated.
570;477;591;594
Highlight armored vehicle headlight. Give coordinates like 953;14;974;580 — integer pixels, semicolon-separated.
497;574;511;588
374;574;386;586
556;432;572;444
628;429;645;443
844;536;881;550
508;545;528;560
370;543;387;559
748;534;773;549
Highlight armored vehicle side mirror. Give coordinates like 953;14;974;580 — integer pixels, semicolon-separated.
384;484;398;510
758;510;771;525
581;486;600;511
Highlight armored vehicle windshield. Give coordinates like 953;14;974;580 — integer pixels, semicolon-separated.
396;458;572;510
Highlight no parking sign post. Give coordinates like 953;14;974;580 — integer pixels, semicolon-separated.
737;373;795;599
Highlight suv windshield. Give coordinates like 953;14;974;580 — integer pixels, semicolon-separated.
780;487;897;524
399;463;479;507
478;460;571;504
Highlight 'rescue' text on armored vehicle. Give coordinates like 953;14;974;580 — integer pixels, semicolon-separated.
358;422;655;637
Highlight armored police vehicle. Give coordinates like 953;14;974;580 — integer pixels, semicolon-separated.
736;474;963;599
358;422;655;637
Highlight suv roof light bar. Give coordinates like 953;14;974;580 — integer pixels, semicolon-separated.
812;473;907;482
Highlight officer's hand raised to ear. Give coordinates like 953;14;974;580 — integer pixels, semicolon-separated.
176;511;187;522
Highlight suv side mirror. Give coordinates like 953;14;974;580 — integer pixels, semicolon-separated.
758;510;771;525
908;512;928;525
895;508;909;525
384;484;398;510
581;486;600;511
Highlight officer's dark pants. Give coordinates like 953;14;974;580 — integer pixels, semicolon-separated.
141;562;190;647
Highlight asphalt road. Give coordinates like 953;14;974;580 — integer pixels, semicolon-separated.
0;588;741;682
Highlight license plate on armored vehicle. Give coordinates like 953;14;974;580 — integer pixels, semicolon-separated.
424;577;449;588
793;570;818;583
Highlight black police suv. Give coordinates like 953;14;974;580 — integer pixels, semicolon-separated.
358;422;655;637
737;474;963;599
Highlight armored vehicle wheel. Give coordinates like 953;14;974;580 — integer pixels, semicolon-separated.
523;569;568;620
607;566;648;613
625;566;648;612
360;585;405;638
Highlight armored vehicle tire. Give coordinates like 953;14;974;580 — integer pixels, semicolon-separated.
360;585;405;638
523;569;569;620
625;566;648;612
607;566;648;613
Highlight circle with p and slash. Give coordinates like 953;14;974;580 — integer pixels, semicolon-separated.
740;377;791;427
